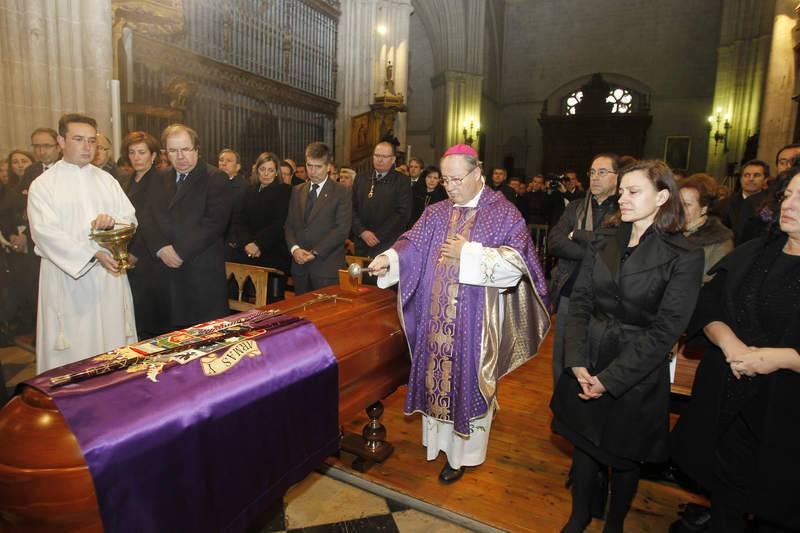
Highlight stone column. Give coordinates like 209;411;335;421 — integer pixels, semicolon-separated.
431;71;483;156
0;0;114;155
757;0;799;165
706;0;775;178
335;0;412;164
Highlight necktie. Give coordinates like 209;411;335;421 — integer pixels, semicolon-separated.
304;183;319;222
176;173;187;186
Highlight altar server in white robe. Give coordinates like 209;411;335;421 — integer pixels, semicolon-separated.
27;113;137;373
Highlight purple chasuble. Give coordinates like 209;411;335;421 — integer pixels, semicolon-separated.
394;187;548;435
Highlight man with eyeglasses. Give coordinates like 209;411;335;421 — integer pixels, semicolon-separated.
21;127;62;194
138;123;232;332
92;133;130;189
367;143;550;484
549;154;620;387
351;141;412;261
26;113;137;373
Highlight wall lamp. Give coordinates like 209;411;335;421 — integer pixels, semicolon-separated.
462;117;481;146
708;107;731;154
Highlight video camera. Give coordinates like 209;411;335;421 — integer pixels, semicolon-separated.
546;173;569;190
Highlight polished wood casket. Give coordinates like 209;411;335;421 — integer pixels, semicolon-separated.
0;285;410;532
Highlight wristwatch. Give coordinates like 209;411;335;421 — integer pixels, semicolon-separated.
568;231;574;241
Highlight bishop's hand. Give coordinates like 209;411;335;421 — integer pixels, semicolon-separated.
440;234;467;260
367;254;390;276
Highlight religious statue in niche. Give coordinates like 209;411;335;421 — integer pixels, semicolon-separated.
384;61;395;95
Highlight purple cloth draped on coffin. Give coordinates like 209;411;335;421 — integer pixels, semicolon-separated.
24;314;339;533
394;187;547;435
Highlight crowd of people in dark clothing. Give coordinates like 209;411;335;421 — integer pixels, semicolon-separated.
2;119;800;532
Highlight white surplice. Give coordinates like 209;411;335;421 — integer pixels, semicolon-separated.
27;160;138;373
377;187;525;469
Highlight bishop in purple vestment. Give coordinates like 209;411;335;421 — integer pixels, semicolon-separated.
369;145;550;483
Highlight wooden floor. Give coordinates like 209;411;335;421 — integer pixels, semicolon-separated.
328;327;707;533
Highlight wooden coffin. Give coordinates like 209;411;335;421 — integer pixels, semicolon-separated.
0;285;409;532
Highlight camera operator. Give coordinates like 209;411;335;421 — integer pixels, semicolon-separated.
548;153;620;386
561;170;585;202
525;174;560;226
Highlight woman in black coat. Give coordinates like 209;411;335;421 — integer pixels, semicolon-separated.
551;160;704;533
671;169;800;533
235;152;291;274
121;131;165;339
410;165;447;224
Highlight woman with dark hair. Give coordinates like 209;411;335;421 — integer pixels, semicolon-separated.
6;150;34;188
235;152;291;275
551;160;704;533
410;165;446;224
121;131;165;339
679;173;733;283
671;168;800;532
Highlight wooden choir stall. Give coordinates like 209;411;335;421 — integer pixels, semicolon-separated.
0;284;410;532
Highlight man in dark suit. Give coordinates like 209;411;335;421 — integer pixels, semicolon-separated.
139;124;232;331
284;142;352;294
351;141;412;258
487;167;516;203
718;159;768;244
21;127;62;194
217;148;248;261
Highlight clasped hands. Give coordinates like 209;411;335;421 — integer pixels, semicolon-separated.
245;242;261;259
8;233;27;254
157;245;183;269
724;341;781;379
572;367;607;400
292;247;316;265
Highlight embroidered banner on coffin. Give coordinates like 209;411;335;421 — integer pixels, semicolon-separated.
25;311;339;533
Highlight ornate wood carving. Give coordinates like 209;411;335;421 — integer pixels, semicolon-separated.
132;33;338;116
112;0;184;36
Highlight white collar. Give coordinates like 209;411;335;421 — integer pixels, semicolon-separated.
310;177;328;192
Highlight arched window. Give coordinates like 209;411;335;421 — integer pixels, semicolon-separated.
563;85;639;115
565;91;583;115
606;88;633;114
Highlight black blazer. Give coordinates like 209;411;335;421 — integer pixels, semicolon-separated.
551;223;704;462
240;181;292;273
139;162;232;327
284;178;352;282
351;168;411;256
